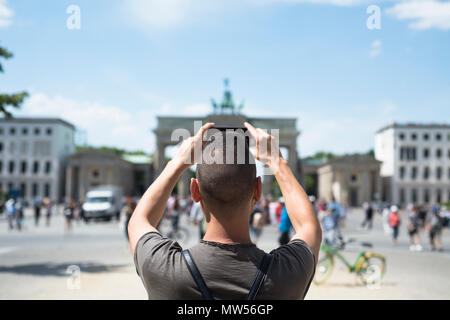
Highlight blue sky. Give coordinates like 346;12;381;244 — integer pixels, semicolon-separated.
0;0;449;158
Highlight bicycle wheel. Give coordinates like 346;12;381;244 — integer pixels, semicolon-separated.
314;254;334;285
356;253;386;286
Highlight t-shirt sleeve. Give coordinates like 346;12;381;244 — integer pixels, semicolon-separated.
133;231;183;278
270;239;316;298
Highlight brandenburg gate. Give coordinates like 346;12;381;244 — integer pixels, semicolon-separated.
153;80;301;198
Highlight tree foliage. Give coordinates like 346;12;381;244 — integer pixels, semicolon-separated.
75;145;150;157
0;46;28;118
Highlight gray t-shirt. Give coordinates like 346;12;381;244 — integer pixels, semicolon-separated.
134;232;315;300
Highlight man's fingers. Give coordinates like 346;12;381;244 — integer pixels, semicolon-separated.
195;122;215;140
244;122;258;138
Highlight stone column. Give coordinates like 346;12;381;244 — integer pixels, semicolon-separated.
153;140;166;178
178;170;191;199
287;142;299;180
361;170;370;204
65;166;72;202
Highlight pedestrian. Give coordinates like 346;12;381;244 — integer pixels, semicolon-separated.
33;197;42;227
382;204;391;235
407;206;422;251
64;199;75;233
43;197;52;227
418;205;427;231
127;122;321;299
5;198;16;231
278;201;292;246
275;197;284;224
427;206;444;252
249;202;266;245
123;196;137;240
361;202;374;230
327;198;342;238
16;198;24;231
321;209;336;246
389;205;401;246
169;197;181;238
189;201;206;241
339;204;347;228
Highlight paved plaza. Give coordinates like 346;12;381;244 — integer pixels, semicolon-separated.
0;207;449;300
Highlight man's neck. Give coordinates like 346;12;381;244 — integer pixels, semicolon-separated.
202;210;252;244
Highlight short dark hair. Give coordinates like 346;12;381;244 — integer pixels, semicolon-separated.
196;131;256;211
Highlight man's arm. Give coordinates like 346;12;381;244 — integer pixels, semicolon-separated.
128;122;214;256
245;122;322;263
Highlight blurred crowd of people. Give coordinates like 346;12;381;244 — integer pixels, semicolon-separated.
3;192;449;254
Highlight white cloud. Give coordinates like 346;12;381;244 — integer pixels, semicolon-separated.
369;39;383;57
0;0;13;27
386;0;450;30
124;0;373;30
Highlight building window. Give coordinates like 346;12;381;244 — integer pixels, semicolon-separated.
8;161;15;174
436;149;442;158
0;161;2;173
423;167;430;180
0;142;3;153
448;168;450;180
399;189;405;204
92;170;99;178
423;148;429;159
33;161;39;174
424;189;430;203
21;161;27;174
22;128;28;135
0;128;3;135
350;174;357;182
411;133;417;140
399;167;405;179
34;128;40;135
32;183;39;197
44;183;50;197
411;189;418;203
436;133;442;141
436;167;442;180
411;167;417;180
423;133;429;140
436;189;442;203
45;161;51;174
399;133;405;140
400;147;416;161
46;128;52;135
448;149;450;159
20;183;26;198
9;127;16;135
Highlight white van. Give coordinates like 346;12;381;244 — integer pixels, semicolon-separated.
82;186;123;222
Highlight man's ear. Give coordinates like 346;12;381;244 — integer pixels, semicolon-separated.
190;178;202;202
253;176;262;203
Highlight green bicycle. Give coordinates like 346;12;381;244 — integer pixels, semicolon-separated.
314;237;386;286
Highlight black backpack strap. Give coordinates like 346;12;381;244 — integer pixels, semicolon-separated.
247;253;272;300
182;249;214;300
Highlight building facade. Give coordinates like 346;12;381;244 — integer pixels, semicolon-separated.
375;123;450;206
0;118;75;202
317;154;382;207
65;150;153;201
